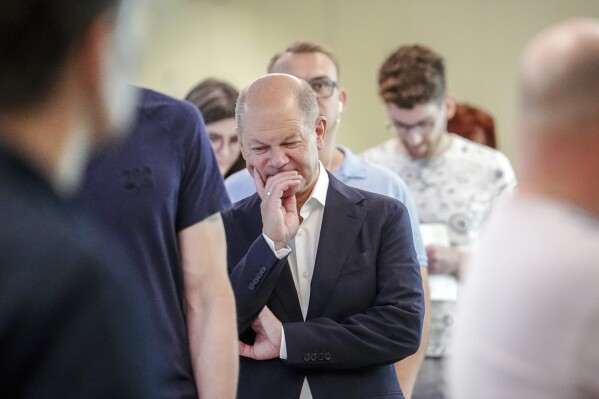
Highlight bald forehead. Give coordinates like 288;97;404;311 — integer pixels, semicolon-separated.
244;74;303;109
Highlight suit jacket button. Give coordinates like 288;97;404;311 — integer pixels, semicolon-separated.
252;278;260;284
259;266;267;274
310;353;317;361
303;353;311;362
324;352;331;361
248;283;255;290
317;353;324;361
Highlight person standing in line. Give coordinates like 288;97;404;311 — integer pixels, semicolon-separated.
185;78;246;178
225;43;431;396
78;86;239;399
223;73;424;399
0;0;161;397
449;17;599;399
362;44;516;399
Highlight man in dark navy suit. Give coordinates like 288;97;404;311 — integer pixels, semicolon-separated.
222;73;424;399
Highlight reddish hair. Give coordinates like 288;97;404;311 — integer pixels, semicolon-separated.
447;103;497;149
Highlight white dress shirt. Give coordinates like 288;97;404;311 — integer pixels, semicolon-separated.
264;162;329;399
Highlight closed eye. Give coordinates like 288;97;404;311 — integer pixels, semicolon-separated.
251;146;269;154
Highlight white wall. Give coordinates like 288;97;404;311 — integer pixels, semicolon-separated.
136;0;599;167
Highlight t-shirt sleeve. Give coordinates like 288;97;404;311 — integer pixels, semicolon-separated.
495;152;517;195
175;104;231;231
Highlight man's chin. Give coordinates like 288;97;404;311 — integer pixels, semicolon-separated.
406;146;428;159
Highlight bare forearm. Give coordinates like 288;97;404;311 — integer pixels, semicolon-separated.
179;214;239;398
394;267;431;399
188;279;238;399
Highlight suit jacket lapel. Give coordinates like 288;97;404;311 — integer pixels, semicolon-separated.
306;174;366;320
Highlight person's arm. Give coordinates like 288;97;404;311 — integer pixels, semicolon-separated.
394;266;431;399
180;212;238;399
226;168;301;333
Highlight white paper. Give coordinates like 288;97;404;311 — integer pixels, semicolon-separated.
420;223;458;301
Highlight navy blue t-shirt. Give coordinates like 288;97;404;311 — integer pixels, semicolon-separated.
78;88;231;399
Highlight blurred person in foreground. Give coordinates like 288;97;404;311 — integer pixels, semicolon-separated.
0;0;160;397
362;44;517;399
449;17;599;399
78;89;238;396
223;73;424;399
225;42;431;396
186;78;246;178
447;102;497;149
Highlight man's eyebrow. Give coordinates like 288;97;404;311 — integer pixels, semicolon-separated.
392;115;435;125
247;138;266;146
308;75;333;82
247;131;302;146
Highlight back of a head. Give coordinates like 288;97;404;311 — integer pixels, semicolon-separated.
378;44;446;109
519;17;599;134
185;78;239;125
448;103;497;148
236;74;318;135
0;0;120;112
267;41;341;78
516;18;599;214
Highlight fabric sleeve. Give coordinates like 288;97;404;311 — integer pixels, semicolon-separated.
395;178;428;267
174;103;231;231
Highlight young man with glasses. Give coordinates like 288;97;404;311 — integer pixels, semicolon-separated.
225;41;431;397
362;44;517;399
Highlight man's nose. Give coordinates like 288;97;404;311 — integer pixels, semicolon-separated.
268;147;289;168
402;129;424;147
220;142;231;158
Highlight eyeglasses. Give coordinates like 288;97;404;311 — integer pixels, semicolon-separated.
307;78;338;98
386;117;437;136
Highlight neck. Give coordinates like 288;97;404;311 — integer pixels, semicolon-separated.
519;180;599;218
517;131;599;218
319;130;344;172
0;88;91;196
324;147;344;171
431;132;453;157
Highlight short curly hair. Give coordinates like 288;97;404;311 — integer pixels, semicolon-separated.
378;44;446;108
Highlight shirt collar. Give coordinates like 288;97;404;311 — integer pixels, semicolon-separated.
300;161;328;217
333;145;367;180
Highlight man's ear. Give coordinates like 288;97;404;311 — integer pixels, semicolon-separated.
315;115;327;150
444;93;457;120
237;131;248;160
338;87;348;114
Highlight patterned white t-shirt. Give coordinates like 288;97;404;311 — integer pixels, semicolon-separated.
362;134;517;356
